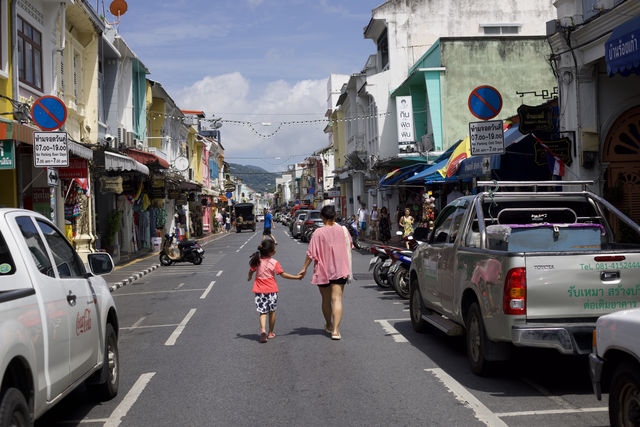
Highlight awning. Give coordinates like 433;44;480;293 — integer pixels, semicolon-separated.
606;14;640;77
378;163;429;188
69;140;93;160
104;151;149;175
404;159;449;183
180;180;201;191
11;122;36;144
124;148;169;169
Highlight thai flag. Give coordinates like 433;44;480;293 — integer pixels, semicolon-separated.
534;136;565;177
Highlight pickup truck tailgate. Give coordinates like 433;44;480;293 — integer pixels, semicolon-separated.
526;253;640;319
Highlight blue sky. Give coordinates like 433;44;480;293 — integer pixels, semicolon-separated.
111;0;382;171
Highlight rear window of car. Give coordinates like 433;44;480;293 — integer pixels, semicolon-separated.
309;212;322;220
0;231;16;276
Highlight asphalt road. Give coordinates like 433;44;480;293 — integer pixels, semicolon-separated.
37;226;610;427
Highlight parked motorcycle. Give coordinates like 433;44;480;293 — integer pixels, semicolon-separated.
369;245;393;288
339;219;361;249
388;249;412;299
302;222;322;243
159;234;204;266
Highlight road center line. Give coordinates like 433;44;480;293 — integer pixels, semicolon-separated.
121;324;180;331
113;289;206;297
165;309;197;346
131;316;146;329
217;270;223;277
104;372;156;427
200;281;215;299
495;407;607;417
374;319;409;343
425;368;507;427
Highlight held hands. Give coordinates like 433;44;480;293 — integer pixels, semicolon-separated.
297;269;306;280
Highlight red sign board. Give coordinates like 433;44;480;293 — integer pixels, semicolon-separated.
58;158;88;179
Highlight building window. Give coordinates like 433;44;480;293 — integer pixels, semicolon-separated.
17;15;42;91
481;24;520;35
377;29;389;70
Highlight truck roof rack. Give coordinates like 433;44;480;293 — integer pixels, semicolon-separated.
476;181;594;191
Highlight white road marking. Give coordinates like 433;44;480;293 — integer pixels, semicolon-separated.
104;372;156;427
113;289;205;296
217;270;223;277
175;282;185;289
495;407;608;417
393;302;408;305
374;319;409;343
130;316;146;329
165;308;197;346
121;323;180;330
55;419;108;424
236;249;241;253
200;281;215;299
402;309;409;312
425;368;508;427
521;378;575;409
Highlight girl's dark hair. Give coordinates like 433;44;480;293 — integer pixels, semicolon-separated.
249;239;276;269
320;205;336;220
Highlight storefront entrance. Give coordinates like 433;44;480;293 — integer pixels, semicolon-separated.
603;105;640;226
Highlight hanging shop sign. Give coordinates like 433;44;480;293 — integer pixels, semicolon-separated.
151;178;165;199
0;141;15;169
534;138;573;166
396;96;415;158
31;95;67;131
99;176;123;194
173;156;189;171
32;187;50;218
58;158;88;179
517;104;555;134
468;85;502;120
469;120;505;155
168;189;181;199
34;132;69;168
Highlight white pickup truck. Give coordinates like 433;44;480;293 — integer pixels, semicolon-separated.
0;209;118;426
409;181;640;375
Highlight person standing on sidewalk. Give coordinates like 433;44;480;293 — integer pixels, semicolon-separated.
357;203;368;235
369;205;379;241
379;206;391;244
262;208;277;245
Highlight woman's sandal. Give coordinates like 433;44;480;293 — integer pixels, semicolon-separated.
331;333;342;340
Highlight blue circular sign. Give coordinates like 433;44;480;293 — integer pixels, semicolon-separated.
31;96;67;131
308;187;315;194
468;86;502;120
226;192;232;198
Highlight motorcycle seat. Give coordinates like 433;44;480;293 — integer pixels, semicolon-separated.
178;240;196;247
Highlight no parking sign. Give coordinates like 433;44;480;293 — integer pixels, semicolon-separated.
468;86;502;120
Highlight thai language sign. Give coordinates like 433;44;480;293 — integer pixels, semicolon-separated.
396;96;414;143
33;132;69;168
0;141;15;169
469;120;504;155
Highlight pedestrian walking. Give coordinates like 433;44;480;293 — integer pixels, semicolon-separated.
357;203;368;234
399;208;414;249
379;206;391;244
298;205;353;340
262;208;277;245
369;204;379;240
248;239;302;343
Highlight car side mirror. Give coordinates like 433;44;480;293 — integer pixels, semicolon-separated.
87;252;114;276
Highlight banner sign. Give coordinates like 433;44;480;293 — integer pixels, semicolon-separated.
327;189;341;198
469;120;504;155
396;96;414;143
99;176;123;194
534;138;573;166
517;104;555;134
58;158;88;179
0;140;15;169
34;132;69;167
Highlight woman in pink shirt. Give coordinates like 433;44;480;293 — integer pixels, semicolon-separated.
299;205;353;340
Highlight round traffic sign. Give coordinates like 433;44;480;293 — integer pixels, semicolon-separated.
468;86;502;120
226;192;232;198
308;187;315;194
31;96;67;131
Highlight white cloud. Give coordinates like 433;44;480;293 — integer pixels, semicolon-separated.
176;73;329;172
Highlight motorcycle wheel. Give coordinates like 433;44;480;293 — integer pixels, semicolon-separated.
160;254;172;266
373;261;391;288
353;237;361;249
393;267;410;299
192;254;203;265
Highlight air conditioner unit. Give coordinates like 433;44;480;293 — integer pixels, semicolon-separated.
117;127;126;148
134;138;145;150
125;132;135;148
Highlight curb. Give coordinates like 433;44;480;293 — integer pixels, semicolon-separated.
109;264;160;293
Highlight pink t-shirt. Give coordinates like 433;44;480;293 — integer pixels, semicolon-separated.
306;224;353;285
251;257;283;294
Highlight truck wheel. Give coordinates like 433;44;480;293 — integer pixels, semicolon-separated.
0;388;31;427
88;324;119;401
466;302;489;375
410;279;429;333
393;267;410;299
373;261;390;288
608;362;640;427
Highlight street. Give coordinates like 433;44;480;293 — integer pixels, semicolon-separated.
38;229;610;427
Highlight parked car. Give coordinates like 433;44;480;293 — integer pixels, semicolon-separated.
290;210;309;234
300;210;323;242
0;209;119;425
256;214;264;222
589;308;640;427
409;180;640;375
234;203;256;232
292;212;309;239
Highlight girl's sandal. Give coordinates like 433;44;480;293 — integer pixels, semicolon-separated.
259;332;268;343
267;332;276;339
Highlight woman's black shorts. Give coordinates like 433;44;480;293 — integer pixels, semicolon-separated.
318;277;348;288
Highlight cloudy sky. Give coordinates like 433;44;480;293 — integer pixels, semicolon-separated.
113;0;381;172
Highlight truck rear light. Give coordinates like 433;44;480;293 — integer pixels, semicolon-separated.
504;267;526;315
594;255;625;262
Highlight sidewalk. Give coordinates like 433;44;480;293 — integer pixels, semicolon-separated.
106;231;226;292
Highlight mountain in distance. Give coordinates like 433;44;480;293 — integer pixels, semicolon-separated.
228;163;277;193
